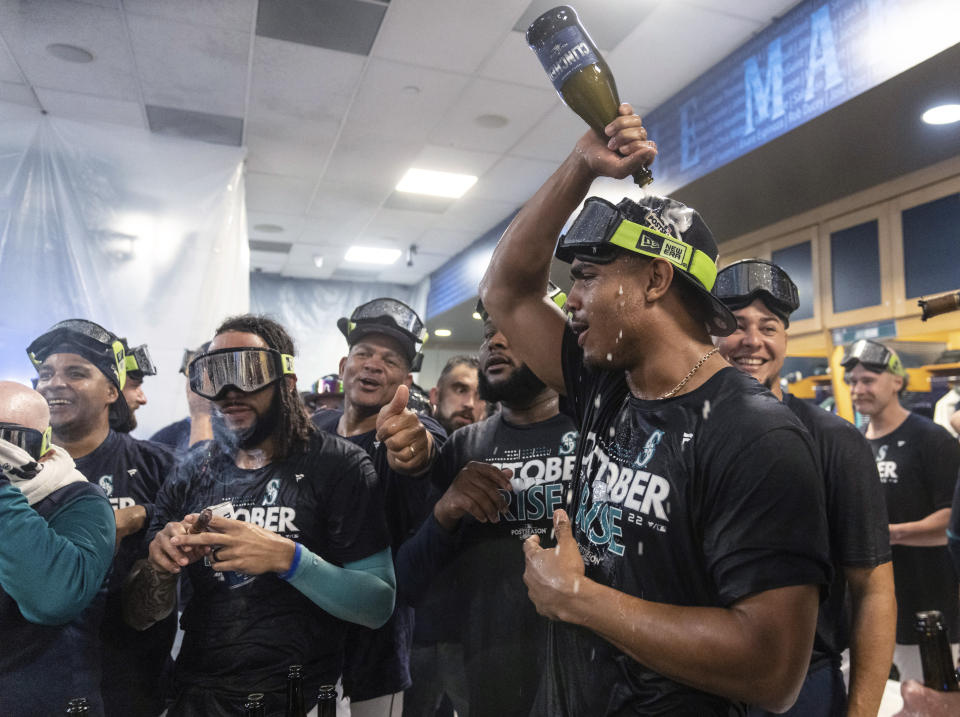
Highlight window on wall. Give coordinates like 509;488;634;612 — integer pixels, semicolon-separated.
902;193;960;298
772;241;814;321
830;220;881;313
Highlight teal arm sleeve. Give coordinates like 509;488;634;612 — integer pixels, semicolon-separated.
0;482;114;625
283;545;396;629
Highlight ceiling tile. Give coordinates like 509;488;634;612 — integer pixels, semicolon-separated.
416;226;485;254
306;184;381;226
514;0;658;50
431;78;559;153
256;0;386;56
0;82;40;109
146;105;243;146
127;12;249;117
411;145;502;178
247;211;307;240
36;87;144;127
250;249;289;269
477;30;551;89
609;3;762;111
434;196;519;234
249;37;365;123
0;0;139;100
245;172;316;215
244;108;341;147
383;192;455;214
468;156;557;203
0;40;23;83
509;106;589;162
245;134;331;179
362;207;440;245
249;239;292;253
681;0;804;24
374;0;526;73
123;0;258;32
297;212;376;247
319;135;422;202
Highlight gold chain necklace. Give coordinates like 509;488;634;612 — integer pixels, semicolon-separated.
659;346;719;400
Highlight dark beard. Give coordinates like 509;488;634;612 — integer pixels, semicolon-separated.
478;363;546;406
213;389;283;451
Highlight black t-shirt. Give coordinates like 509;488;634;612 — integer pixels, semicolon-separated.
429;412;579;717
150;417;191;455
783;394;891;666
147;430;390;703
532;327;832;717
73;430;177;716
865;413;960;643
312;409;447;700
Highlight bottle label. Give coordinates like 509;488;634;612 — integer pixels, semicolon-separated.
534;25;599;92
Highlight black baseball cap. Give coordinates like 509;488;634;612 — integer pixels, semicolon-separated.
338;298;426;372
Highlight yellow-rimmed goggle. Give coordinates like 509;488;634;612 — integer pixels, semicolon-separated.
123;344;157;376
188;347;296;400
0;423;52;461
556;197;718;291
841;339;907;378
27;319;127;390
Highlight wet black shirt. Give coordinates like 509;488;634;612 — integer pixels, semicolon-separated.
784;394;891;666
532;327;832;717
312;409;446;700
74;430;176;716
865;413;960;643
148;430;390;704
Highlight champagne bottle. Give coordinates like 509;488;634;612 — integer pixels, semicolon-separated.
244;693;266;717
527;5;653;187
285;665;306;717
316;684;337;717
64;698;91;715
916;611;960;691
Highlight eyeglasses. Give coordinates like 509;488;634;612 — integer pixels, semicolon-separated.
0;423;52;461
713;259;800;315
188;347;295;400
346;298;427;344
841;339;906;377
124;344;157;376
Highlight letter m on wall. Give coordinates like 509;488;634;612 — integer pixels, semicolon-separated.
743;37;784;136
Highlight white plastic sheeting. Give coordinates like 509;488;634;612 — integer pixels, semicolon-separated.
250;273;430;391
0;105;248;438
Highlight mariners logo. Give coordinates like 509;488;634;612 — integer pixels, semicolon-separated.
98;475;114;496
262;478;280;506
634;430;664;469
558;431;578;456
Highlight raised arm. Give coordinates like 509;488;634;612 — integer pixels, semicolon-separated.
479;104;656;394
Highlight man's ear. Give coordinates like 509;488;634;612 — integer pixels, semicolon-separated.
404;373;413;388
338;356;347;377
645;258;674;301
429;386;439;406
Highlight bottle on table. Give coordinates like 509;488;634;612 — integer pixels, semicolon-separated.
244;692;266;717
526;5;653;187
64;698;91;715
916;610;960;691
285;664;306;717
316;684;337;717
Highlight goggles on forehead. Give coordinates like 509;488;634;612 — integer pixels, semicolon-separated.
188;347;296;400
841;339;907;377
557;197;718;291
0;423;52;462
124;344;157;376
27;319;127;390
346;299;427;344
713;259;800;315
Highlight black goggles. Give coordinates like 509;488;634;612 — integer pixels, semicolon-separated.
179;342;212;375
27;319;127;389
841;339;906;377
0;423;52;461
124;344;157;376
346;299;427;344
713;259;800;315
188;347;296;400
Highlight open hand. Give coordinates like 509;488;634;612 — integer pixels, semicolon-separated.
523;509;588;621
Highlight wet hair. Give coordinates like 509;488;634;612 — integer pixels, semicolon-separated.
437;355;479;390
215;314;314;459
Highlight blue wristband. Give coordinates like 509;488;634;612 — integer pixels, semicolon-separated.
277;541;303;581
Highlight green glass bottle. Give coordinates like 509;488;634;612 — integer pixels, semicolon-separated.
316;684;337;717
527;5;653;187
916;611;960;691
64;698;91;715
285;665;306;717
244;692;266;717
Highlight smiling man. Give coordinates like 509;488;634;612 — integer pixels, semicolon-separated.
313;298;446;717
125;314;395;716
714;259;895;717
842;339;960;682
479;103;832;716
27;319;176;717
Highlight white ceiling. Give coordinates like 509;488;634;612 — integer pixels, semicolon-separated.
0;0;803;285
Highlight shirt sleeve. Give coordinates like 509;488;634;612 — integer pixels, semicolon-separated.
394;506;461;607
702;427;833;606
0;479;114;625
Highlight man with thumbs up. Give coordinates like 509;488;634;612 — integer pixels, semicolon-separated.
314;298;446;717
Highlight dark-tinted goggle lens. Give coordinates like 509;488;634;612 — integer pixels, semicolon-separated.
0;423;50;461
126;345;156;376
841;340;896;372
351;299;426;342
714;262;799;312
189;348;283;399
558;197;620;253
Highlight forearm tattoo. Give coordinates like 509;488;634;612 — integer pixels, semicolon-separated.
122;558;178;631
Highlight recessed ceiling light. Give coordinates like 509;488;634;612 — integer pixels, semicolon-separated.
434;329;452;337
472;312;482;320
46;43;94;63
396;168;478;199
344;246;401;265
253;223;284;233
922;104;960;125
475;113;509;129
313;255;324;269
401;85;421;95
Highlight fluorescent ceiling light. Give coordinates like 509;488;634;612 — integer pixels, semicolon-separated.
344;246;401;265
434;329;452;337
396;168;478;199
922;104;960;125
313;255;324;269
